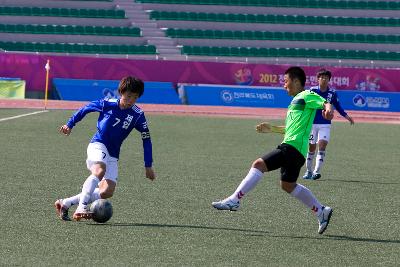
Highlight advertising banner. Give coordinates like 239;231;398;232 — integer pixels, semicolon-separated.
0;79;25;99
184;85;291;108
0;53;399;93
183;84;400;112
53;78;181;104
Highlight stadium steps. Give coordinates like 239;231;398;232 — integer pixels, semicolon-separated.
115;0;184;58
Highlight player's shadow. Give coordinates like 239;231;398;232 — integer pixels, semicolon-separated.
318;179;400;185
90;222;400;244
324;234;400;244
90;222;269;234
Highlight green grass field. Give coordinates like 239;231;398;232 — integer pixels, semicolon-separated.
0;109;399;266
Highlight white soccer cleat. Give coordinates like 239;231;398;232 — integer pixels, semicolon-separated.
318;206;333;234
54;199;71;221
212;198;240;211
73;207;93;221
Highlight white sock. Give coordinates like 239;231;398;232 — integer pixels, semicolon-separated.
89;188;101;203
229;168;263;202
314;151;326;174
77;175;100;210
290;184;323;216
63;188;101;209
306;152;315;172
63;194;80;208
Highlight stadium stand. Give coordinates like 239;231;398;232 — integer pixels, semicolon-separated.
135;0;399;67
0;0;399;67
0;0;157;56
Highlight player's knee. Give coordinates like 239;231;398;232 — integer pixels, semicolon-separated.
91;162;106;178
100;189;114;199
280;181;296;193
251;158;267;172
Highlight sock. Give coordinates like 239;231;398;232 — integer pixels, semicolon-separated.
77;175;100;210
314;151;326;174
89;188;101;203
63;194;80;208
306;152;315;172
63;188;101;209
290;184;323;216
229;168;263;202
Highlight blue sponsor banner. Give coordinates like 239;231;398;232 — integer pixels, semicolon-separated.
53;78;181;104
337;90;400;112
184;85;400;112
184;85;292;108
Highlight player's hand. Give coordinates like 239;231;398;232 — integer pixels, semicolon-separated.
347;115;355;125
322;109;334;120
256;122;272;133
59;125;71;136
145;167;156;181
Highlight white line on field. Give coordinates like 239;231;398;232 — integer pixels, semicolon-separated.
0;110;49;122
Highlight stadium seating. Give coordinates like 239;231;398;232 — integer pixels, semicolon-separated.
165;29;400;44
0;24;141;37
0;0;398;62
136;0;400;10
0;41;156;54
150;11;400;27
181;46;400;61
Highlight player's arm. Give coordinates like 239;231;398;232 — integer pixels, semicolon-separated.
322;102;334;120
135;113;156;181
332;94;355;125
60;100;103;135
256;122;285;134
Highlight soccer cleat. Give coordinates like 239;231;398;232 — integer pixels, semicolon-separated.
312;173;322;180
212;198;240;211
302;171;313;179
318;206;333;234
73;207;93;221
54;199;71;221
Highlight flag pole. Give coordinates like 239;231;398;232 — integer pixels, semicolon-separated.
44;59;50;110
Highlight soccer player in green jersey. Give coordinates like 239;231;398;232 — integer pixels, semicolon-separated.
212;66;334;234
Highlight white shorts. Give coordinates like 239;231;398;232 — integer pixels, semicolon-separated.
86;142;118;182
309;124;331;144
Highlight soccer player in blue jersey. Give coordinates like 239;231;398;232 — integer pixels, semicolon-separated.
303;69;354;180
54;76;156;221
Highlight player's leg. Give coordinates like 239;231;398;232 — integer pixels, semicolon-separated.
303;126;317;179
73;142;108;221
98;156;118;199
280;144;332;234
312;125;331;180
212;146;282;211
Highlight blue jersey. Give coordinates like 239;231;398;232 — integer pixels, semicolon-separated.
309;86;348;124
66;98;153;167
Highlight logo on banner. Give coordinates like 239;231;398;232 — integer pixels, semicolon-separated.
103;88;118;98
221;90;234;103
234;68;253;85
353;94;366;107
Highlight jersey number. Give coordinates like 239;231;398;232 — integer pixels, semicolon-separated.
112;118;121;127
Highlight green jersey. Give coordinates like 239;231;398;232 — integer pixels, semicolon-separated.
283;90;326;157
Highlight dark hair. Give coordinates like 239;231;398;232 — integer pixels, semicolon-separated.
316;69;332;80
285;66;306;87
118;76;144;97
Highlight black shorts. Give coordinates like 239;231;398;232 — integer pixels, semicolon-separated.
261;143;305;183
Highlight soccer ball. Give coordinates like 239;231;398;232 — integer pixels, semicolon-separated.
90;199;113;223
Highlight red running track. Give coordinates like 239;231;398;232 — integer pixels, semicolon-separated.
0;98;399;124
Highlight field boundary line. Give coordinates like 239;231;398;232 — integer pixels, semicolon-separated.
0;110;49;122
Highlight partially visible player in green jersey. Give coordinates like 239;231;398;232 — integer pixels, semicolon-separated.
283;90;328;157
212;66;334;234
